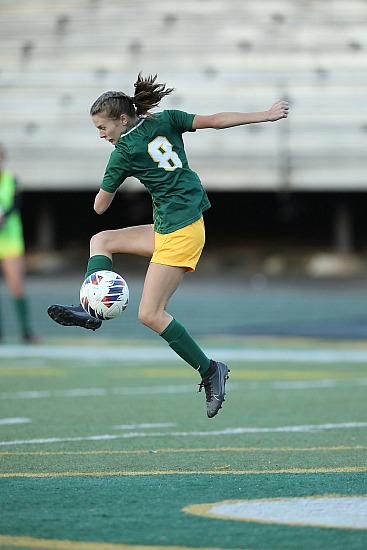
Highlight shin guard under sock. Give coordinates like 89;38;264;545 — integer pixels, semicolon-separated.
160;319;211;374
84;255;113;279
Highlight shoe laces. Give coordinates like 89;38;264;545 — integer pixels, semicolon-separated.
198;376;213;401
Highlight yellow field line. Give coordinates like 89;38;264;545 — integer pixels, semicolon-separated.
1;466;367;478
1;445;366;456
0;534;231;550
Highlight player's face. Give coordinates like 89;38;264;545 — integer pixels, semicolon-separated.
92;114;125;145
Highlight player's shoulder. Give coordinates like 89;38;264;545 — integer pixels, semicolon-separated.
149;109;189;121
154;109;195;131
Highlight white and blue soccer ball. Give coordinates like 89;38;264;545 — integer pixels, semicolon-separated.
80;270;129;320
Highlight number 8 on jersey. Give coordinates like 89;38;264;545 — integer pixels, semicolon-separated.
148;136;182;172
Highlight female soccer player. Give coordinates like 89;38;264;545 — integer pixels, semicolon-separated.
48;73;289;418
0;144;38;343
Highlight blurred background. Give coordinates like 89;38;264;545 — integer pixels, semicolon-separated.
1;0;367;341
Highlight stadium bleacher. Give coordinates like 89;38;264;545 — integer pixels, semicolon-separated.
0;0;367;191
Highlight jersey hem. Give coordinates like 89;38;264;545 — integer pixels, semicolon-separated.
154;206;210;234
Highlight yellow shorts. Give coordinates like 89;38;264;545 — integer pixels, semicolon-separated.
151;217;205;272
0;214;25;260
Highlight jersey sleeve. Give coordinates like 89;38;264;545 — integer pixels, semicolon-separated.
100;148;131;193
166;110;196;133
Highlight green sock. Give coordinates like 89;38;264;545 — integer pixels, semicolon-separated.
13;296;31;336
160;319;211;375
84;255;113;279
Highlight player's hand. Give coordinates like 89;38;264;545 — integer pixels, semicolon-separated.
268;100;289;121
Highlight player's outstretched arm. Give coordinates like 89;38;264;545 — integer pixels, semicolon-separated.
192;100;289;130
94;189;116;215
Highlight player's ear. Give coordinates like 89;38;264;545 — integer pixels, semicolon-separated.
120;114;129;126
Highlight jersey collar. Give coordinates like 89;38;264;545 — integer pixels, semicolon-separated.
119;117;146;139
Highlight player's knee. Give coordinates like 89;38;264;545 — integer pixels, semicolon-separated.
90;231;104;248
138;306;158;332
138;306;152;328
90;231;111;253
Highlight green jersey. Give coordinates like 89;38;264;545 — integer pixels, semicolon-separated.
100;109;211;234
0;171;24;258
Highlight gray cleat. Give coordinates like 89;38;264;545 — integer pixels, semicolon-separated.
198;360;230;418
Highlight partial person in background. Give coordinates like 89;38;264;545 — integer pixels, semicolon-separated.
0;144;38;343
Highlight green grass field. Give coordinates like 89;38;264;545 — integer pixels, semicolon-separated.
0;275;367;549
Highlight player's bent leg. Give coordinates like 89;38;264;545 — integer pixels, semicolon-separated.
48;225;155;331
138;263;185;334
138;263;230;418
47;304;102;330
90;224;155;257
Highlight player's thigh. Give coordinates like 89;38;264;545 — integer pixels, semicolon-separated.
140;262;185;316
91;224;155;257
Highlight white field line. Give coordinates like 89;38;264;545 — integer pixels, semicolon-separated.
2;345;367;363
1;422;367;446
0;418;30;425
274;379;367;389
1;378;367;401
0;385;200;400
1;377;367;401
111;423;176;430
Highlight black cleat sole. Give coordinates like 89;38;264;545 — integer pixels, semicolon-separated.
47;304;102;331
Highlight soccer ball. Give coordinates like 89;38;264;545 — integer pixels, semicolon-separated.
80;270;129;320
